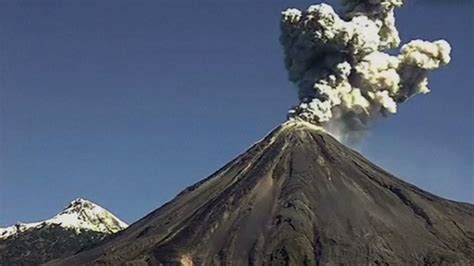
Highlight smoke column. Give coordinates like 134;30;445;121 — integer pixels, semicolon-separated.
280;0;451;142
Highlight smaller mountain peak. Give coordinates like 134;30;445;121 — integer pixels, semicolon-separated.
0;198;127;240
1;199;128;265
62;198;99;214
70;197;89;205
53;198;128;233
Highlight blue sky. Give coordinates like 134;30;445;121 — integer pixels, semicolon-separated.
0;0;472;226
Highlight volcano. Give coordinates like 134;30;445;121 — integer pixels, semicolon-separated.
50;121;474;265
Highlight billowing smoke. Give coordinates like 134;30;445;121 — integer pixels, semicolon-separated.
280;0;451;142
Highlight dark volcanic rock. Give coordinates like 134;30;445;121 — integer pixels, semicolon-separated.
0;225;108;266
49;121;474;265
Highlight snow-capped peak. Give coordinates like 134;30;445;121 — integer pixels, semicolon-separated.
0;198;127;240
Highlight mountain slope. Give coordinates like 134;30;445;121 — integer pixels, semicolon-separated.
50;121;474;265
0;198;127;265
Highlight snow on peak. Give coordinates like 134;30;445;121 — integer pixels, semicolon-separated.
0;198;127;240
51;198;128;232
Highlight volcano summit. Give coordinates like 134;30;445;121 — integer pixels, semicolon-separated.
50;121;474;265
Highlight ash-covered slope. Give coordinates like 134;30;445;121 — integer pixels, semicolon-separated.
51;121;474;265
0;198;127;265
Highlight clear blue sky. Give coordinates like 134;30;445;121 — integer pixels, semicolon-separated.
0;0;472;226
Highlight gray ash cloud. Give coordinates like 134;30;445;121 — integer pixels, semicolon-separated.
280;0;451;141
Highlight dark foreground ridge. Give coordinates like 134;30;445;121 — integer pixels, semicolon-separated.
49;121;474;265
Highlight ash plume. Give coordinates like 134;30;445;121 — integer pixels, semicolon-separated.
281;0;451;141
